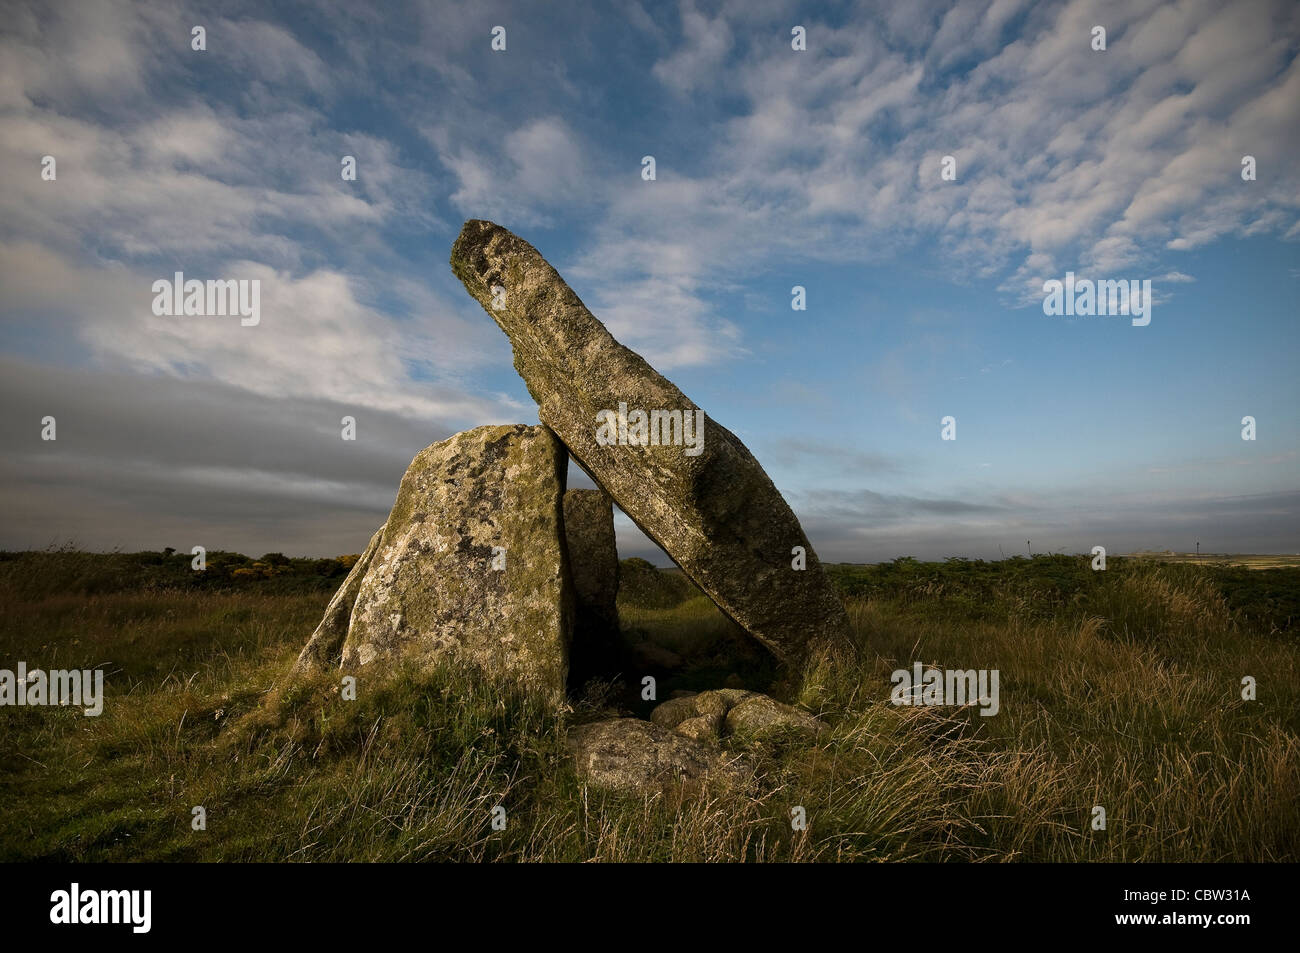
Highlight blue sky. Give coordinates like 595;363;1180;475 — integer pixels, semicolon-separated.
1;0;1297;561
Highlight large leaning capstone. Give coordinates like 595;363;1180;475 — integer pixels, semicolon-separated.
296;424;574;703
451;220;851;666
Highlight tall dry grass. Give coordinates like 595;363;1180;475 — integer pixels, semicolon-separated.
1;555;1295;861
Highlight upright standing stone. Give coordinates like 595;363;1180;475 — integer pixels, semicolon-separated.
322;424;573;702
450;220;850;666
563;488;620;686
290;525;384;678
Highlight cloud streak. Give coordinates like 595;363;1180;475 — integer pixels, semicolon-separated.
1;0;1295;561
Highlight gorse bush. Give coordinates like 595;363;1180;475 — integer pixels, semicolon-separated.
0;545;361;600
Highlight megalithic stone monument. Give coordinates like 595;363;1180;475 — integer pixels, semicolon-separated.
450;220;850;666
291;424;574;703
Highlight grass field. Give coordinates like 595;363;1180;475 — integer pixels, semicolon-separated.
1;549;1296;862
1126;550;1300;570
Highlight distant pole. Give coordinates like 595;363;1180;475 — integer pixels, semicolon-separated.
1196;541;1200;560
1027;540;1031;557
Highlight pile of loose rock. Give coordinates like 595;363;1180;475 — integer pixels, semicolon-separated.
290;220;850;793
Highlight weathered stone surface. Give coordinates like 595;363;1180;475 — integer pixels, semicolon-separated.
651;690;744;733
563;488;620;687
712;688;758;707
450;220;850;666
567;717;747;794
289;525;384;678
649;694;702;731
335;424;573;702
563;489;619;626
674;714;722;741
725;694;824;739
650;689;823;741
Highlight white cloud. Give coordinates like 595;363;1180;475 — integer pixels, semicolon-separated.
215;18;333;93
430;116;592;227
615;0;1300;306
0;242;516;423
651;0;733;95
